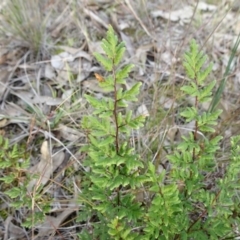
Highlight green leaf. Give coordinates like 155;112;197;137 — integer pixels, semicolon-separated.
106;25;118;51
198;80;215;102
122;82;142;101
109;175;130;190
98;75;115;92
98;136;115;147
148;162;156;174
198;125;215;132
149;184;160;192
197;63;213;84
114;42;126;65
89;135;100;147
93;52;113;71
183;60;195;79
117;99;128;108
101;39;114;58
116;64;134;84
0;160;12;168
125;110;132;123
126;115;145;129
5;187;22;198
180;107;197;121
84;94;108;110
181;84;198;96
0;174;16;183
195;53;206;73
117;88;123;100
117;112;123;125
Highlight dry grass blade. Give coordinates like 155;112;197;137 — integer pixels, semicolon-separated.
0;0;240;238
0;0;47;55
124;0;156;41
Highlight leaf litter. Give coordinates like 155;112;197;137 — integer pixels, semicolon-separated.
0;0;240;238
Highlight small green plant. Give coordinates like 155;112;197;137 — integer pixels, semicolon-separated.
0;136;50;227
77;28;240;239
79;25;147;239
0;24;239;239
166;39;240;239
0;136;29;187
0;136;30;217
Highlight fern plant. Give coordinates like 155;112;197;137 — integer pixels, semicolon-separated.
166;39;240;239
0;136;29;186
79;25;147;239
0;136;50;228
78;27;240;239
0;136;30;217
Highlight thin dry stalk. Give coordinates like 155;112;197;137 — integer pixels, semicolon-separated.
0;0;47;55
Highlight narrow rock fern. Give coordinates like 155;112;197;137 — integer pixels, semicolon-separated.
77;27;240;240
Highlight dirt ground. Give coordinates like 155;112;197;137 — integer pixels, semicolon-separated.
0;0;240;239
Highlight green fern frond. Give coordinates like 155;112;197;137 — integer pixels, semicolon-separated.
94;52;113;71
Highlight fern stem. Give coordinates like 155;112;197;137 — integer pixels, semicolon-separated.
193;94;199;162
112;64;119;155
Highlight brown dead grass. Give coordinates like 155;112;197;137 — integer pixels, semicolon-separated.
0;0;240;239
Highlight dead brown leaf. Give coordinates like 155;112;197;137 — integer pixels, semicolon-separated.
4;216;26;240
27;141;65;192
